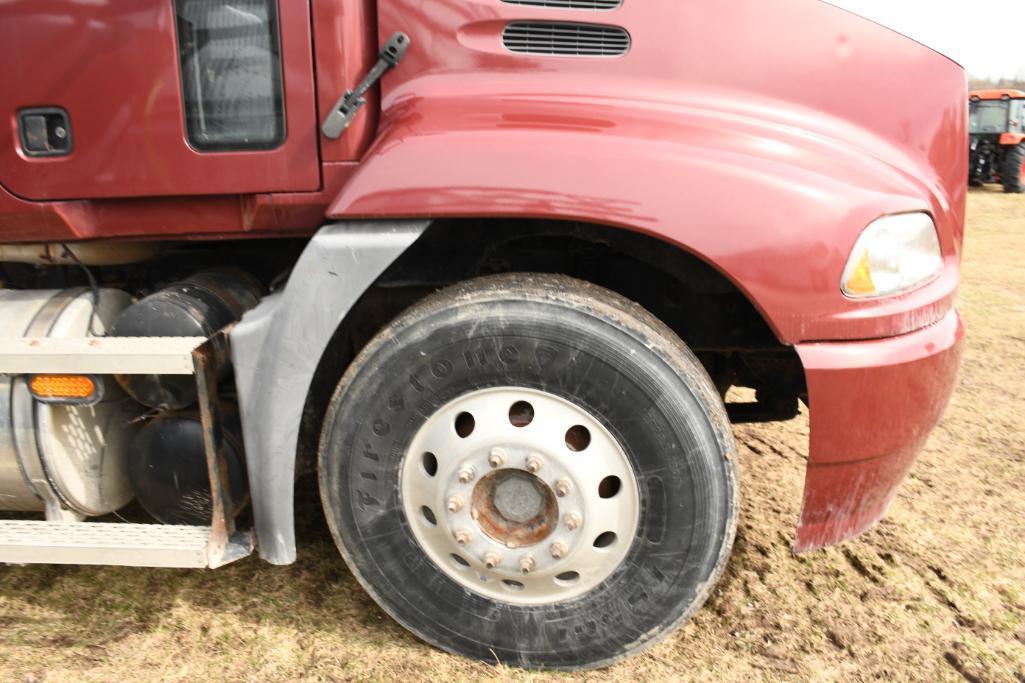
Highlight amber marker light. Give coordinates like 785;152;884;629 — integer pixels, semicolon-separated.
28;374;102;405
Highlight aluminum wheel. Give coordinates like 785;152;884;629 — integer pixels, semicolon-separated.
400;387;639;604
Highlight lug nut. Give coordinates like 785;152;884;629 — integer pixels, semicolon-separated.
446;495;465;513
488;447;506;468
454;529;472;546
554;478;572;497
564;512;582;531
483;551;502;569
519;555;536;574
550;541;568;560
458;464;476;484
525;453;544;473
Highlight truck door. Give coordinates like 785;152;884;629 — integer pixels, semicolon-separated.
0;1;320;201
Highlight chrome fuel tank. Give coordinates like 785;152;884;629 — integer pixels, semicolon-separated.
0;288;138;517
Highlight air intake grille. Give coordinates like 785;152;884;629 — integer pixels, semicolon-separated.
501;0;622;9
502;22;630;56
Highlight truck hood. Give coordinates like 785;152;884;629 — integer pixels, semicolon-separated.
374;0;967;246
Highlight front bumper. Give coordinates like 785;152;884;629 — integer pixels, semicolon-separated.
793;309;964;552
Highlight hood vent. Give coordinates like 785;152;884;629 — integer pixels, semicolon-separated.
501;0;622;9
502;21;630;57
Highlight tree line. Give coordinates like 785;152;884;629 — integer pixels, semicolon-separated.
969;77;1025;91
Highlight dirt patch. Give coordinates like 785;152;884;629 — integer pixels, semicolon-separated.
1;189;1023;682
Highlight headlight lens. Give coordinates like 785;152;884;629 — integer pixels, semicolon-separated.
841;213;943;298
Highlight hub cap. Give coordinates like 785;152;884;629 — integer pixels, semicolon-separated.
400;387;639;605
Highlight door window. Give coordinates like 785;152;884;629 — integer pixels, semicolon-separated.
174;0;285;151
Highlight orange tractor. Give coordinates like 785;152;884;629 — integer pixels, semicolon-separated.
969;89;1025;193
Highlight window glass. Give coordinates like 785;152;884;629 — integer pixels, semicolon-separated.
174;0;285;151
970;101;1010;134
1012;100;1025;133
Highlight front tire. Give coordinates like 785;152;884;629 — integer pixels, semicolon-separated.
318;274;738;670
1001;142;1025;193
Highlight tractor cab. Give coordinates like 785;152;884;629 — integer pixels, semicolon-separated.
970;95;1023;134
969;89;1025;193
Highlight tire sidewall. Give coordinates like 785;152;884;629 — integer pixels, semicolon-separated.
1002;142;1025;193
319;280;738;669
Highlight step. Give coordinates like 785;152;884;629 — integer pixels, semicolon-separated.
0;336;207;375
0;520;253;568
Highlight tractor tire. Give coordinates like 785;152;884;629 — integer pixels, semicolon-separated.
318;273;739;670
1001;142;1025;193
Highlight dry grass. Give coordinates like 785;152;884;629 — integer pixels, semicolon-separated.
2;190;1024;682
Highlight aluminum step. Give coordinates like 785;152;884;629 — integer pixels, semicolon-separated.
0;336;206;375
0;520;253;568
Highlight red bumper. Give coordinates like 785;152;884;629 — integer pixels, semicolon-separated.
793;310;964;552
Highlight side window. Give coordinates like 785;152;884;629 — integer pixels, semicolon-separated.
1014;100;1025;133
173;0;285;151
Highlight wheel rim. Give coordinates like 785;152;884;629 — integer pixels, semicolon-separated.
400;387;639;605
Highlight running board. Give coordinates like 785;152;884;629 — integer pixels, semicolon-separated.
0;329;251;569
0;520;253;568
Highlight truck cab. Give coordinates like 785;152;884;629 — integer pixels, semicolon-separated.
0;0;966;670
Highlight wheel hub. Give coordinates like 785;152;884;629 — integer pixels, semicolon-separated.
400;387;639;605
472;469;558;547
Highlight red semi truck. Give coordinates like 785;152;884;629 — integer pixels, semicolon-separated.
0;0;965;670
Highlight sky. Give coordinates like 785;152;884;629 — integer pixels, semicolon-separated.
826;0;1025;79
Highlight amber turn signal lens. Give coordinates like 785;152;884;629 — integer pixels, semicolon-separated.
28;374;100;404
842;249;876;296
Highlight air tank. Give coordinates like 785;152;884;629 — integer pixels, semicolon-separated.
111;268;263;409
127;408;248;525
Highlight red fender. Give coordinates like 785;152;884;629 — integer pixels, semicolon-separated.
329;92;961;345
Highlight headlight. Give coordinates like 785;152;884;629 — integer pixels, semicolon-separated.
841;213;943;298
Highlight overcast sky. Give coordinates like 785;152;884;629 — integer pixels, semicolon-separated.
826;0;1025;79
